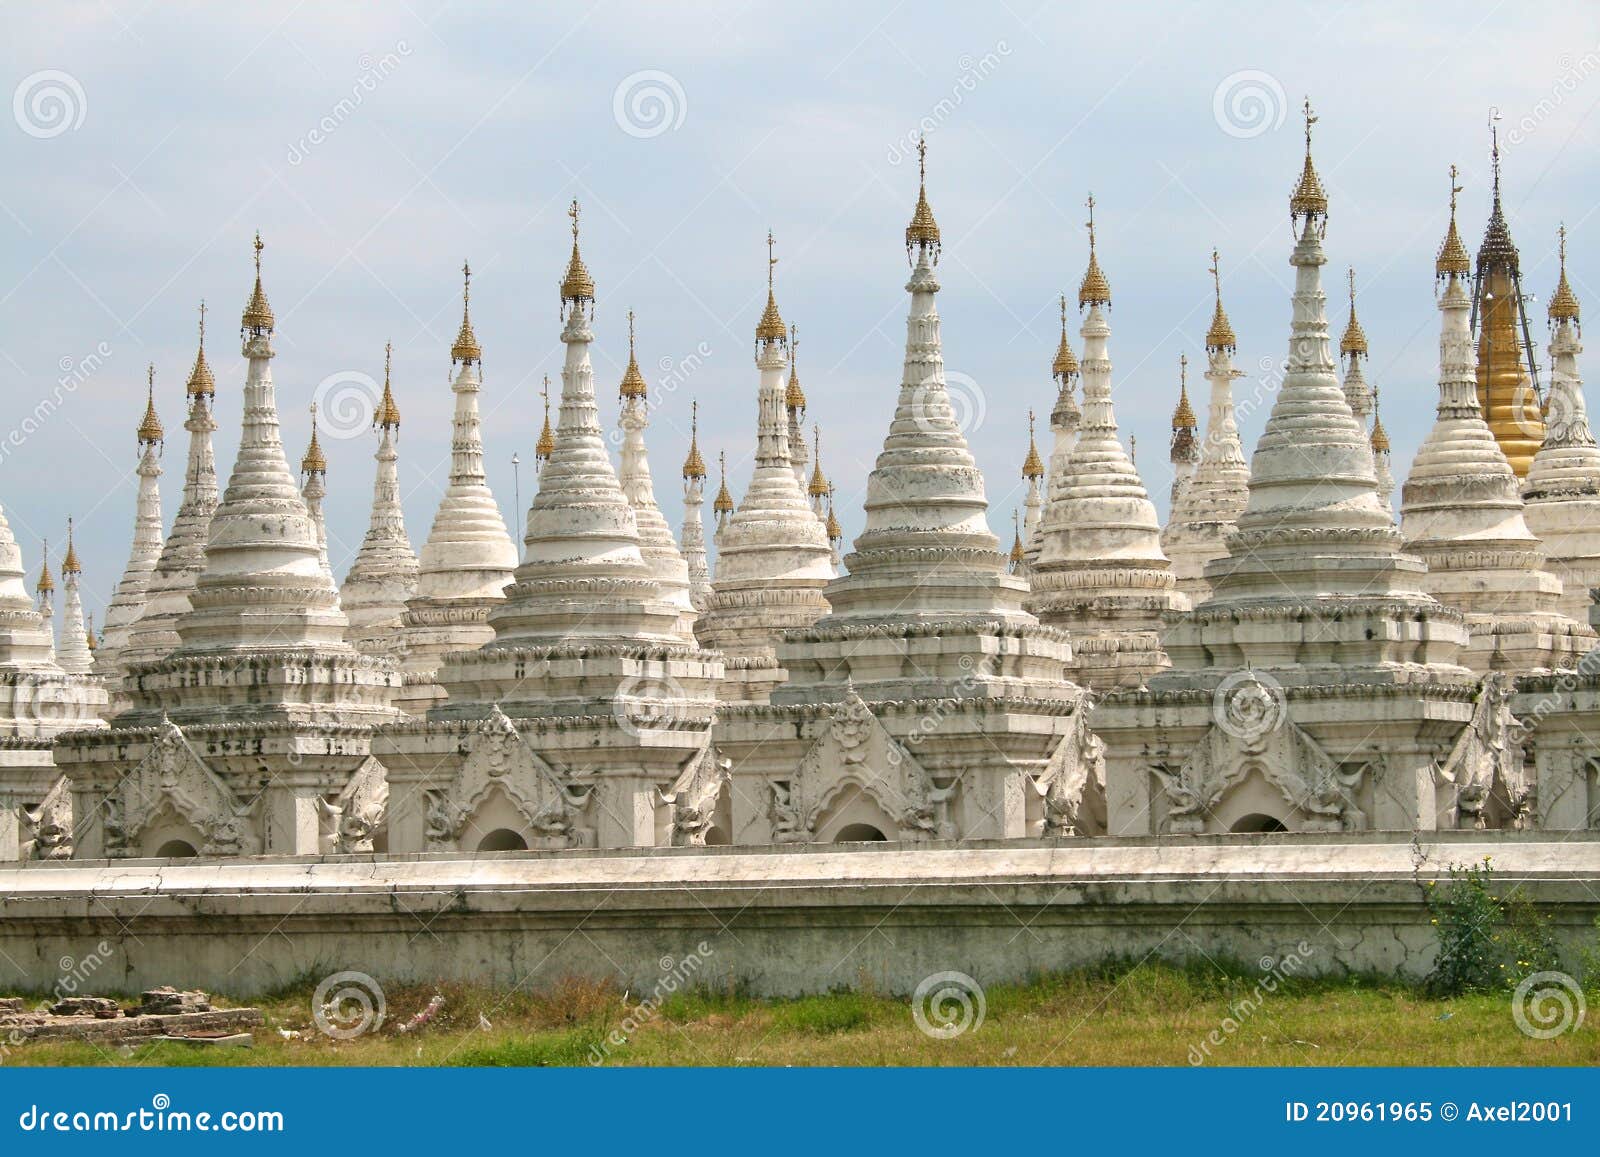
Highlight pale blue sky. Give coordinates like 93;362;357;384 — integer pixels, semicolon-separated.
1;1;1597;619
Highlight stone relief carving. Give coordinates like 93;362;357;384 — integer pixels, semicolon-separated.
1438;673;1531;830
1035;703;1105;837
22;776;72;860
660;744;730;847
319;756;388;854
107;717;258;857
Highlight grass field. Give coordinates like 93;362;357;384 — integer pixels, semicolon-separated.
6;962;1597;1067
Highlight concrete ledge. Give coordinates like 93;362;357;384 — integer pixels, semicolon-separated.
2;832;1597;997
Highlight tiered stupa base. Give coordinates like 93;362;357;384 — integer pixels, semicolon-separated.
1027;563;1187;690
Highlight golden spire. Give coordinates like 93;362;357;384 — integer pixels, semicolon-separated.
825;489;843;543
35;540;52;595
452;260;483;364
1205;249;1237;353
1341;267;1368;357
785;324;807;412
186;300;215;397
1436;165;1471;280
1289;98;1328;228
1022;410;1045;479
756;230;787;344
535;376;556;465
137;364;164;447
808;424;829;496
560;199;596;307
1078;194;1112;308
375;342;401;430
1549;223;1580;327
619;310;647;399
1052;294;1080;380
1370;386;1390;453
1172;356;1197;430
905;136;941;262
1476;111;1518;275
85;612;96;651
713;450;735;514
302;402;327;475
241;231;275;334
682;399;707;479
1009;510;1025;567
62;519;80;575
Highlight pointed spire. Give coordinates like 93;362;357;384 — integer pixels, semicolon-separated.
785;324;807;414
905;135;941;264
808;425;829;496
62;518;79;575
1023;410;1045;478
1477;110;1519;275
301;402;327;476
535;375;556;467
186;300;216;397
137;364;164;448
375;341;401;431
1078;193;1111;308
35;540;52;596
1205;249;1237;353
559;199;596;311
714;450;734;515
1053;293;1080;379
756;230;787;345
1550;224;1580;327
240;231;274;335
1009;509;1025;570
619;310;648;399
452;259;483;364
683;399;707;479
1370;385;1390;453
824;484;842;545
1341;267;1368;358
1436;164;1471;280
1289;97;1328;230
1169;354;1199;476
1171;356;1198;431
85;612;96;651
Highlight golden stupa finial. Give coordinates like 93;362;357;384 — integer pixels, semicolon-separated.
35;539;52;596
755;230;787;344
1341;267;1369;358
1289;97;1328;229
452;259;483;364
1549;223;1581;327
62;518;80;576
1370;385;1390;453
1009;509;1025;568
375;341;401;430
905;135;942;263
1022;410;1045;479
186;299;215;397
1052;293;1079;380
1436;164;1471;281
302;402;327;475
1490;107;1502;204
535;375;556;465
1172;355;1197;430
808;424;829;497
560;199;596;309
620;309;647;399
786;324;807;413
1078;193;1111;308
682;399;707;480
241;231;275;334
1477;111;1520;276
137;363;164;448
85;612;96;652
825;485;842;543
1204;248;1237;353
714;450;735;514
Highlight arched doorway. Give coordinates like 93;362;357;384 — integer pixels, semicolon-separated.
833;823;888;843
154;839;198;858
1230;813;1288;834
477;828;529;852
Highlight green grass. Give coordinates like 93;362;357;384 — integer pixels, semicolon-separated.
6;962;1598;1067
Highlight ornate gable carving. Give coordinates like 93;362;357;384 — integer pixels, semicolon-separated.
22;776;72;860
320;756;388;854
771;688;956;842
110;717;258;856
661;744;730;847
1035;703;1105;837
1438;673;1531;829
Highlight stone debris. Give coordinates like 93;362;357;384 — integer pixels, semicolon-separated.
0;988;261;1046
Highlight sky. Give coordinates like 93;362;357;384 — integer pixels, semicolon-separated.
1;1;1597;623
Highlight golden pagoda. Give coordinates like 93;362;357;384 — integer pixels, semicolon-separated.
1472;118;1543;475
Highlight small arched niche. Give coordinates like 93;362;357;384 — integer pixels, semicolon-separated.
154;839;199;858
476;828;530;853
833;822;888;843
1230;813;1288;834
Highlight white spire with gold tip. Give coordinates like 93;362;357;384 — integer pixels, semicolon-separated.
340;342;419;659
695;231;834;701
119;303;220;669
786;325;809;485
1167;354;1199;506
1021;409;1045;575
1371;386;1395;510
617;309;696;634
300;402;332;585
55;520;92;675
1029;193;1187;689
1341;266;1374;432
1399;166;1589;673
680;400;712;610
34;542;53;662
1162;250;1250;604
807;425;829;519
1525;224;1600;624
1028;295;1082;568
176;234;352;653
97;365;166;679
